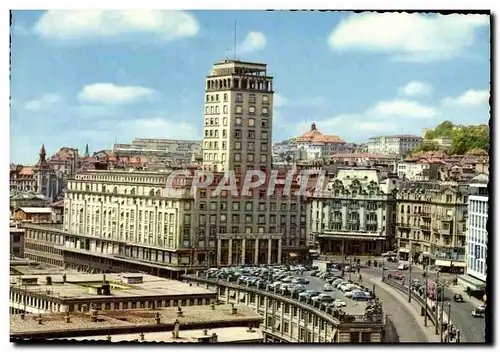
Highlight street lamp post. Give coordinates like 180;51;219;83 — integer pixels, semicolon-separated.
440;279;445;342
424;265;428;327
348;257;352;281
434;270;439;335
408;256;412;303
447;303;452;342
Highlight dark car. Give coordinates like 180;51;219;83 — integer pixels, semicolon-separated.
453;294;464;302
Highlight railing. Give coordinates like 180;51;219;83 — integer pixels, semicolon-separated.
384;278;459;343
183;274;385;326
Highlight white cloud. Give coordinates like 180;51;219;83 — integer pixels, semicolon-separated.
400;81;431;97
237;32;266;54
442;89;490;107
24;94;62;111
34;10;199;41
370;100;436;118
77;83;155;104
274;93;289;108
328;13;489;61
274;93;329;108
12;22;29;35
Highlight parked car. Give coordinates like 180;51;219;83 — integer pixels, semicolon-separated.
332;299;347;308
312;294;334;303
323;284;333;291
386;256;398;262
397;263;409;270
352;291;371;301
453;294;464;303
388;272;405;280
345;289;363;298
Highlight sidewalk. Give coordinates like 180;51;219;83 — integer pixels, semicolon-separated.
365;274;441;342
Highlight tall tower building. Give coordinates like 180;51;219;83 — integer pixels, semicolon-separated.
202;60;274;174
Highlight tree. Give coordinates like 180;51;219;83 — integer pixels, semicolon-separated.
451;125;490;155
412;141;440;154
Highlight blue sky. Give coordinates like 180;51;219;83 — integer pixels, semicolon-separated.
11;10;490;164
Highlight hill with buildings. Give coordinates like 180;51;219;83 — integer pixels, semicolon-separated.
414;121;490;155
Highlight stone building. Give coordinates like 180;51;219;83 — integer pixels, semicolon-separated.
294;123;347;161
21;59;308;276
395;181;468;270
458;173;488;291
367;135;422;156
309;168;398;256
32;145;63;201
202;60;274;174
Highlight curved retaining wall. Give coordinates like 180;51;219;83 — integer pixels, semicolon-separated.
182;274;386;343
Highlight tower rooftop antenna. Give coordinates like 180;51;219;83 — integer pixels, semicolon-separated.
233;20;237;60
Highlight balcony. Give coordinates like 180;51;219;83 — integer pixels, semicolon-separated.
396;223;411;229
420;224;431;231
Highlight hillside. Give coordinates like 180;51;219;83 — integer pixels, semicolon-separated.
413;121;490;155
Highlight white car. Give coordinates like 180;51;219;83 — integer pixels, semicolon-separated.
337;282;348;289
340;285;352;292
323;284;333;291
398;263;409;270
332;278;344;286
332;299;347;308
345;289;363;298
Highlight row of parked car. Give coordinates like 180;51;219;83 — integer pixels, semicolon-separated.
202;265;350;310
323;276;374;301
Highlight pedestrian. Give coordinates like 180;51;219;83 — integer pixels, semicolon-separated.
359;274;362;282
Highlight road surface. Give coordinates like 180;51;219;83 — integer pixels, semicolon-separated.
348;260;486;343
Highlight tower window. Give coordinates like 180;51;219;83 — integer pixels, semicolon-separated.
224;93;228;101
236;93;243;102
249;94;256;103
236;105;243;114
249;106;256;114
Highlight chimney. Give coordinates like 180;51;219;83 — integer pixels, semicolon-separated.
139;332;145;341
247;325;254;333
231;303;237;315
106;335;112;342
211;302;216;310
46;276;52;285
211;333;218;342
103;274;106;283
172;319;180;339
65;311;71;323
37;313;43;325
203;329;208;336
155;312;161;325
177;307;183;317
62;274;67;283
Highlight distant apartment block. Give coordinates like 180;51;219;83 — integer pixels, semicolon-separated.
368;135;422;156
458;173;488;291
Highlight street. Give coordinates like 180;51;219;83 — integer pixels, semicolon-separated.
358;260;485;343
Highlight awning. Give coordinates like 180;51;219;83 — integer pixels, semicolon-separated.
289;253;297;257
451;261;466;268
309;249;319;253
435;260;451;267
398;248;410;253
457;274;486;291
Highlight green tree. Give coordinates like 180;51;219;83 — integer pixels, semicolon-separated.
434;120;455;137
412;141;440;154
451;125;490;154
